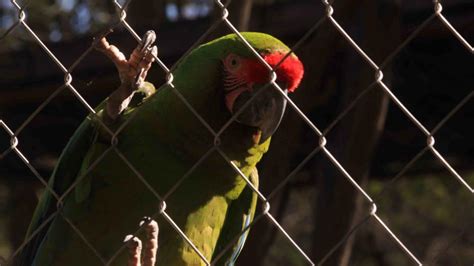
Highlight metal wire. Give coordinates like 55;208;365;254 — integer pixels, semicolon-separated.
1;0;472;265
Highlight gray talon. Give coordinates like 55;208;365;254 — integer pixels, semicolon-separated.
139;30;156;52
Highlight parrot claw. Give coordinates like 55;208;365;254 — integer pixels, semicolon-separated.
95;30;158;122
125;235;142;266
130;31;158;90
134;45;158;90
138;30;156;53
141;217;159;266
139;216;152;227
124;218;159;266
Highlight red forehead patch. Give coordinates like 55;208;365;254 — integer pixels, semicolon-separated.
243;52;304;92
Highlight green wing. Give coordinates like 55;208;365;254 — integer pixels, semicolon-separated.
18;115;97;265
18;82;155;265
212;168;259;266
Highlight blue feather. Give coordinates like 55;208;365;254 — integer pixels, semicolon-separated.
225;214;252;266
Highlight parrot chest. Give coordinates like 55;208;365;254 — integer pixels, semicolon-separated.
35;109;258;266
55;139;250;265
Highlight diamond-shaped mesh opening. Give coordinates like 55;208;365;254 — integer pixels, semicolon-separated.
5;88;92;173
367;165;474;265
388;24;473;130
371;101;428;178
256;186;316;266
12;0;114;43
350;217;415;266
431;96;474;168
322;0;416;66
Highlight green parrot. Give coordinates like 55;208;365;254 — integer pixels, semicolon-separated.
19;32;304;266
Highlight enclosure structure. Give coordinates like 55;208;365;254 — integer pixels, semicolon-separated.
0;0;473;265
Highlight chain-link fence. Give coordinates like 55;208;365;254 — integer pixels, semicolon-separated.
0;0;473;265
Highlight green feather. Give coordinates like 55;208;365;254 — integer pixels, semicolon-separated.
21;32;292;266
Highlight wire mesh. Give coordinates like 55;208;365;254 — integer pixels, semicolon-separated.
0;0;472;265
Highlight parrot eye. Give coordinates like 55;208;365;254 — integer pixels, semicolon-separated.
224;54;241;72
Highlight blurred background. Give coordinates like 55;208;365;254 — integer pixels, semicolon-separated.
0;0;473;265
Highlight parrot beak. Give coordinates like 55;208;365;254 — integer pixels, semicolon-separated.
230;84;288;143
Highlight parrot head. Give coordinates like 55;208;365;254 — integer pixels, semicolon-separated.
166;32;304;159
221;47;304;142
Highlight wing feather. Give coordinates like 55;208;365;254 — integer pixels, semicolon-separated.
17;82;156;265
212;168;259;266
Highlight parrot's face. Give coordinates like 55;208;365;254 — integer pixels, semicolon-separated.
221;52;304;142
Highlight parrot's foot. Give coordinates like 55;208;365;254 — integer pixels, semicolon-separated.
95;30;158;121
124;235;142;266
124;217;159;266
